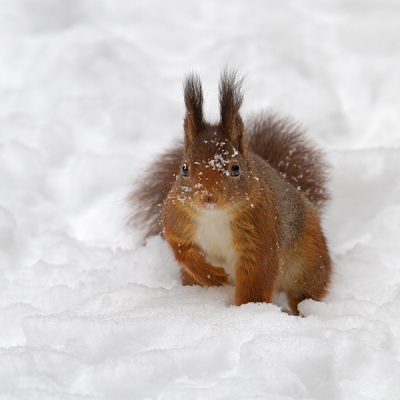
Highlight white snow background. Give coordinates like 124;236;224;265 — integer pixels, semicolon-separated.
1;1;400;399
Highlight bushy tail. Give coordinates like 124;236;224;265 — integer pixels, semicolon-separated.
246;113;330;211
128;144;183;242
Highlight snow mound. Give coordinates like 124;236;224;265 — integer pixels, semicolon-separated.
1;1;400;399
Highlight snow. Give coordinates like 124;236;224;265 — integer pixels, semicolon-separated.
1;1;400;399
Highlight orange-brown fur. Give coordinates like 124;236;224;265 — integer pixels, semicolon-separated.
130;69;332;314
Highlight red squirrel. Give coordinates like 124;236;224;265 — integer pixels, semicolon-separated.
131;70;332;314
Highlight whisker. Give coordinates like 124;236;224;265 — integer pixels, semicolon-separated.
152;251;175;274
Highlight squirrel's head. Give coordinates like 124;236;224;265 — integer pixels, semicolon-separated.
176;70;254;212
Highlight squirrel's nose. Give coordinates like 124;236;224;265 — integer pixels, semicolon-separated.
201;193;218;209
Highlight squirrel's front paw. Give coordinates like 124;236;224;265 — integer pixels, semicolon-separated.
204;266;229;286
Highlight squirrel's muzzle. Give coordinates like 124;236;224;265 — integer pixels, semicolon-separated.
200;193;218;210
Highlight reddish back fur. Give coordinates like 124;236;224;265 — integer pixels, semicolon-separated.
246;114;330;211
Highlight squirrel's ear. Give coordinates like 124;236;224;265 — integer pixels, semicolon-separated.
183;73;204;150
219;69;246;154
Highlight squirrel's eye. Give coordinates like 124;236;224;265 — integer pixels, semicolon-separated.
182;162;189;177
231;162;240;177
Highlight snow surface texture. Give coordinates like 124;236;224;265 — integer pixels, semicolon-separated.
1;1;400;399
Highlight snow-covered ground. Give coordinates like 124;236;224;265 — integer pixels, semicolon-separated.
1;1;400;399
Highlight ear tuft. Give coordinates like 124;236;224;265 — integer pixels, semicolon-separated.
219;68;245;152
183;72;204;148
219;68;244;118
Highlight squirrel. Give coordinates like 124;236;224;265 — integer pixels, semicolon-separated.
131;69;332;315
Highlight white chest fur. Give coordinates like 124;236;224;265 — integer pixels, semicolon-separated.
195;209;239;284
